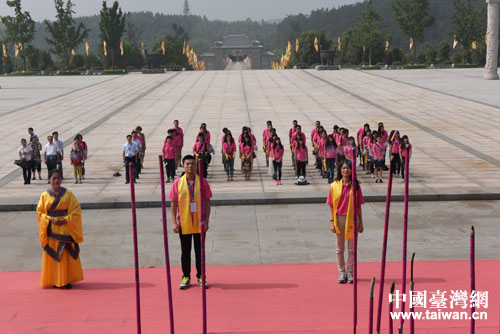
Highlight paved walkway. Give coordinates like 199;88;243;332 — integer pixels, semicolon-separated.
1;69;500;208
2;201;497;272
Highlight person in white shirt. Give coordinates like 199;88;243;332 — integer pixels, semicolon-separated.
131;130;142;177
53;131;64;178
18;138;33;184
122;135;139;184
43;135;59;183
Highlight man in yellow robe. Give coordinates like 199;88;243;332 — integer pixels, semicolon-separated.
37;169;83;288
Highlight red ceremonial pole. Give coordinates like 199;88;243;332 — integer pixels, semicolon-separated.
369;277;376;334
399;155;410;333
198;158;207;334
376;159;394;333
410;252;415;334
389;282;395;334
129;164;142;334
351;150;359;334
158;156;175;333
470;226;475;334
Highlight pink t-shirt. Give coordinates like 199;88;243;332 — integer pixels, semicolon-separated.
362;136;371;149
241;144;254;156
171;127;184;145
193;142;209;153
273;146;284;161
401;143;412;158
223;142;236;157
326;183;365;216
263;128;271;141
391;139;401;154
162;140;176;159
295;146;308;162
357;128;364;140
292;131;306;145
325;145;336;159
379;130;388;145
371;142;384;160
317;138;326;156
344;146;358;160
198;130;211;144
311;128;318;140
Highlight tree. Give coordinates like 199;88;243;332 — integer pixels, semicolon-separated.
172;23;189;42
183;0;191;16
99;1;126;69
451;0;485;64
293;30;332;66
152;34;188;68
125;12;139;46
358;0;385;65
45;0;89;70
1;0;35;71
391;0;435;62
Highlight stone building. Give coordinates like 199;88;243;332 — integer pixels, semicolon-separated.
200;35;274;70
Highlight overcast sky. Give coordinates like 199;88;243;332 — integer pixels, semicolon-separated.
0;0;361;22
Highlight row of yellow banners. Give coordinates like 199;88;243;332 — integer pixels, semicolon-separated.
182;40;206;70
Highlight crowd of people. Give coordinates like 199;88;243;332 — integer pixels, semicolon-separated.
17;128;88;185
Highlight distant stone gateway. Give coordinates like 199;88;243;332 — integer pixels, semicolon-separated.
200;35;274;70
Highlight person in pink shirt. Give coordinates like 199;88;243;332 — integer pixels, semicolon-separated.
377;122;389;153
240;134;254;180
344;136;358;163
331;125;340;144
263;121;273;167
198;123;211;145
310;120;321;146
337;128;349;166
316;130;327;178
295;137;308;179
169;129;181;172
162;135;177;182
288;120;298;150
399;135;412;180
389;130;401;177
357;124;370;169
222;133;236;181
326;160;364;283
362;129;372;175
371;135;385;183
324;134;338;183
193;134;210;178
247;127;257;151
272;137;285;185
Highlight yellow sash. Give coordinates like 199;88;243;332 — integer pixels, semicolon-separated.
330;180;355;239
178;174;201;234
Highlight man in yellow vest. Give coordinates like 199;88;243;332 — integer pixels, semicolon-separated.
169;155;212;289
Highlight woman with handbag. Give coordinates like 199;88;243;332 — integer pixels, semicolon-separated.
223;133;236;181
193;133;210;178
70;136;84;184
18;138;33;184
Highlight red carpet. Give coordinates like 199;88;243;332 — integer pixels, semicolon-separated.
1;261;499;333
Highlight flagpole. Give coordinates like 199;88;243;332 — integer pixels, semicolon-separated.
376;160;394;334
129;164;142;334
158;156;175;333
470;226;475;334
351;150;359;334
369;277;376;334
398;154;410;334
198;158;207;334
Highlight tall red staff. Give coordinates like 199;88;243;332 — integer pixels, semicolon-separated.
399;154;410;333
388;282;395;334
376;160;394;334
351;150;359;334
470;226;475;334
198;157;207;334
410;252;416;334
129;164;142;333
369;277;376;334
158;156;175;333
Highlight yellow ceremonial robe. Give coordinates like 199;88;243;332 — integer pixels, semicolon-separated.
330;180;355;239
37;188;84;287
178;174;202;235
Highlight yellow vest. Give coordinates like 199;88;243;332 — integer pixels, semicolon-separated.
178;174;202;234
330;180;355;239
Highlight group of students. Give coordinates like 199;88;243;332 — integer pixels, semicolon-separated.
17;128;88;185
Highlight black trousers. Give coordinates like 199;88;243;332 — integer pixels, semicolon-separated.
179;231;201;279
46;155;57;178
297;160;306;177
124;156;138;182
22;161;32;184
165;159;176;179
273;160;282;180
391;153;401;175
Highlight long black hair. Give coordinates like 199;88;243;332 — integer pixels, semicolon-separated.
326;134;337;148
274;136;283;151
334;160;361;189
224;132;234;144
242;134;252;148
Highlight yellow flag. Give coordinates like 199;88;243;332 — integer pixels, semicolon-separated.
409;37;414;51
161;39;165;56
453;34;458;49
103;41;107;56
337;36;342;52
183;40;186;54
120;40;124;56
296;38;299;53
15;43;19;58
85;41;89;57
385;40;389;52
472;41;477;50
186;43;190;58
314;36;319;52
71;49;76;56
2;43;7;58
141;41;145;55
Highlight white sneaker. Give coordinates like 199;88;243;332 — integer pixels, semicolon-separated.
371;173;375;178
